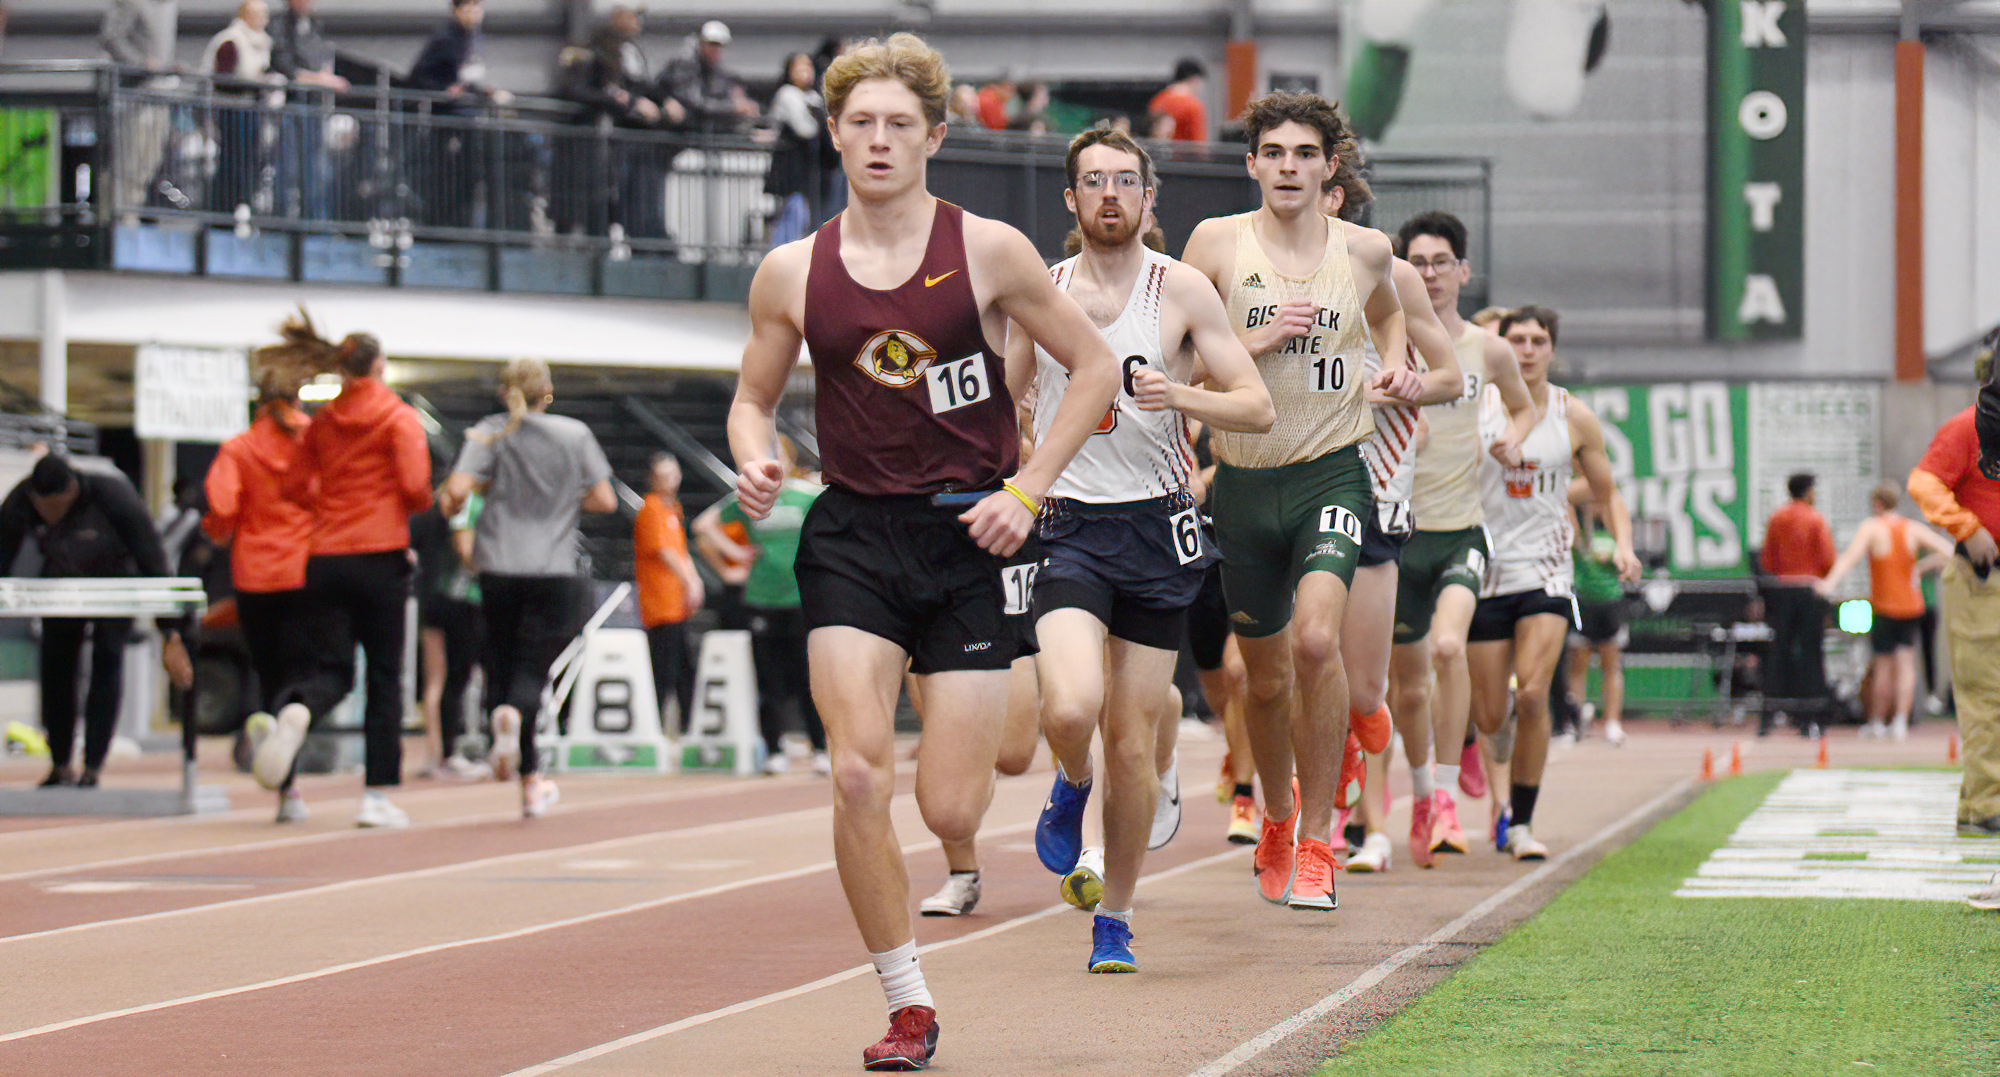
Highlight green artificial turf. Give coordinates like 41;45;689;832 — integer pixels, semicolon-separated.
1319;772;2000;1077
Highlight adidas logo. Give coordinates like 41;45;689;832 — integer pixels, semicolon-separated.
1229;611;1257;626
1243;273;1264;289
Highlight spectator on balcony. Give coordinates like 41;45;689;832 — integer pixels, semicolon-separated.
635;453;702;736
766;51;827;245
100;0;178;214
658;20;757;135
553;6;679;239
1006;81;1050;135
203;0;281;215
1148;58;1209;142
1;454;192;789
267;0;346;219
267;0;343;91
975;72;1016;130
407;0;513;229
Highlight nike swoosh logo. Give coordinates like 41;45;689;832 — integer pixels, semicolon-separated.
924;270;958;287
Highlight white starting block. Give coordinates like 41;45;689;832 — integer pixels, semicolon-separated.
554;627;670;773
0;577;227;817
681;629;760;776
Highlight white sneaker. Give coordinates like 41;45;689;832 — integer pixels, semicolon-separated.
919;872;981;917
1148;761;1181;850
276;789;309;824
1505;823;1549;861
1346;831;1392;873
488;708;521;780
522;774;560;818
762;752;791;776
1890;715;1909;742
1967;872;2000;911
444;755;493;781
1860;720;1887;740
810;751;832;776
251;703;310;790
1060;846;1105;911
356;793;409;829
1604;721;1628;747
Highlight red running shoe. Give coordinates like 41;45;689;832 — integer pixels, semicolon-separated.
1287;837;1339;910
1459;739;1489;800
1409;790;1438;869
863;1005;940;1071
1334;732;1365;810
1255;788;1299;905
1351;704;1392;755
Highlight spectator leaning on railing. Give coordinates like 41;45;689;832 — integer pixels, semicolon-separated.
100;0;178;214
1;454;193;789
406;0;512;229
203;0;283;215
1907;336;2000;839
659;20;757;134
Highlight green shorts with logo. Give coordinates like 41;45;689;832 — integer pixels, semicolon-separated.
1392;526;1490;643
1209;446;1372;639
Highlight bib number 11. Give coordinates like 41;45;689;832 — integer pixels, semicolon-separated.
928;355;992;414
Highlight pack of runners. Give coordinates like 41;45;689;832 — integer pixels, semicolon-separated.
723;33;1640;1072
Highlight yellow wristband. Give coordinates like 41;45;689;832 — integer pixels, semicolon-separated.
1002;482;1041;515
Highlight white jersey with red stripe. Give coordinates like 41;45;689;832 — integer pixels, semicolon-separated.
1357;339;1421;533
1033;247;1197;503
1477;384;1576;598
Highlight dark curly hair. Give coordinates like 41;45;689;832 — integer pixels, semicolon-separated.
1242;90;1370;212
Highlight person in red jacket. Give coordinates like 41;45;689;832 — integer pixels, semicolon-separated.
250;312;432;828
203;365;316;821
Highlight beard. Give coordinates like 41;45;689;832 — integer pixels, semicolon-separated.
1081;207;1143;250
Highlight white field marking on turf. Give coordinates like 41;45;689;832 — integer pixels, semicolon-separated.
1187;779;1697;1077
0;819;1040;1045
0;787;992;946
497;845;1253;1077
1676;769;1999;902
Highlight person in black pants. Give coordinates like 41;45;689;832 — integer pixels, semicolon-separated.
441;358;616;817
411;501;485;777
0;454;193;787
251;313;433;828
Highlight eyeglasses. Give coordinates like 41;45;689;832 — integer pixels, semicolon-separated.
1077;170;1144;192
1408;256;1459;274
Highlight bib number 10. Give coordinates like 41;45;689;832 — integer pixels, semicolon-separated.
1309;355;1346;393
928;355;992;414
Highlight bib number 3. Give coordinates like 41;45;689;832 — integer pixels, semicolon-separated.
1170;508;1205;566
928;355;992;414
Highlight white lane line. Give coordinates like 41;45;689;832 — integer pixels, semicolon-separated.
0;820;1038;1044
1186;779;1696;1077
500;846;1253;1077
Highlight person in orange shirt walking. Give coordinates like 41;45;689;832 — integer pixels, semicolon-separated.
1758;472;1836;737
1148;58;1209;142
634;453;704;735
1817;485;1955;741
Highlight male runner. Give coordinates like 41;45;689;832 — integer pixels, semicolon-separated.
1466;305;1637;860
726;33;1119;1071
1385;211;1536;867
1020;127;1272;971
1181;90;1459;910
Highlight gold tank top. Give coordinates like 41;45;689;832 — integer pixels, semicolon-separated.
1409;323;1493;531
1213;212;1373;469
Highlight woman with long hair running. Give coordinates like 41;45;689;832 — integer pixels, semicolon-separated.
251;311;433;828
441;358;616;818
204;361;316;821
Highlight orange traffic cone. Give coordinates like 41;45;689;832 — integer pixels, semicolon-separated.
1699;747;1714;781
1728;742;1744;776
1949;735;1960;764
1815;735;1829;769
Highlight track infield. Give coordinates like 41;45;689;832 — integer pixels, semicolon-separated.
1317;770;2000;1077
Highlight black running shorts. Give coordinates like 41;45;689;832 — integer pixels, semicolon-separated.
1186;560;1230;672
1032;498;1212;652
795;486;1018;675
1868;612;1921;655
1468;587;1579;644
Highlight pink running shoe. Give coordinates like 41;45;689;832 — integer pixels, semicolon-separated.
1409;789;1438;869
1459;739;1489;799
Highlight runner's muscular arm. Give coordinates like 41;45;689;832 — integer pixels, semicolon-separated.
968;219;1119;555
1485;333;1533;468
1351;229;1425;404
1132;263;1273;433
1570;399;1641;582
1182;216;1313;358
726;243;809;520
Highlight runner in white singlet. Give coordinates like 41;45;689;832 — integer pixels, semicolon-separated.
1464;305;1638;862
1014;127;1271;973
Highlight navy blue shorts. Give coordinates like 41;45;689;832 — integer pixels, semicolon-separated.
1033;497;1213;651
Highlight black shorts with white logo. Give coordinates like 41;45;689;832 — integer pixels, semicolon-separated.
1468;587;1580;643
1032;497;1213;652
795;485;1019;675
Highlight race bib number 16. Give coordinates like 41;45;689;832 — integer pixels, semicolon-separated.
928;355;992;414
1001;561;1039;616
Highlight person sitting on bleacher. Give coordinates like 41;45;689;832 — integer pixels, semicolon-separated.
0;454;192;789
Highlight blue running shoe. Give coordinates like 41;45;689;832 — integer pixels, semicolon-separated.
1493;806;1513;853
1089;915;1137;973
1036;769;1092;874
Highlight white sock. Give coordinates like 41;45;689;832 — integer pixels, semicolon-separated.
869;939;933;1014
1058;761;1091;789
1097;907;1132;924
363;790;387;804
1409;761;1435;799
1158;759;1177;785
1435;764;1461;794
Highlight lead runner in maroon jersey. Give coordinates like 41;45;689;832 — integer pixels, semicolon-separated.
725;33;1118;1073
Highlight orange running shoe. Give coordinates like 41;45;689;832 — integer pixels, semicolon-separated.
1408;789;1438;869
1459;740;1488;799
1287;837;1339;911
1350;704;1392;755
1216;751;1233;804
1226;794;1259;844
1334;732;1365;810
1254;792;1298;904
863;1005;940;1071
1430;789;1469;854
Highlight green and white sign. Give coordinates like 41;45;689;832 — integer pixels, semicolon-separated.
1708;0;1805;340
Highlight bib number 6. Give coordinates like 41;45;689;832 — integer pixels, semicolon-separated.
1170;508;1204;566
928;355;992;414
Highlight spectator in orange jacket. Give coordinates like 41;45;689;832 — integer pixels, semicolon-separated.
1758;472;1836;736
251;312;432;828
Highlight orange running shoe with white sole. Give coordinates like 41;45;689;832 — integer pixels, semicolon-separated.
1287;837;1339;911
1334;732;1365;810
1430;789;1469;854
1226;795;1259;844
1408;790;1438;869
1254;797;1298;904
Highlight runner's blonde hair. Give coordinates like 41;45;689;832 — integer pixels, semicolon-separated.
494;357;554;440
823;32;950;127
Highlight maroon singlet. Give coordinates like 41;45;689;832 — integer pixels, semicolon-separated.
803;200;1019;497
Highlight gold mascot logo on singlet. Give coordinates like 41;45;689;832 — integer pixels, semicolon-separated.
855;330;938;388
